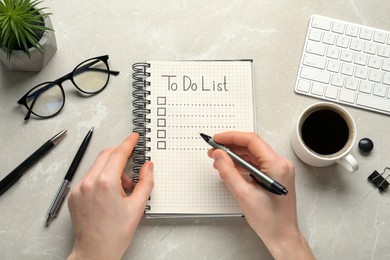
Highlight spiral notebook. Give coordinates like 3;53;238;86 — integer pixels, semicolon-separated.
132;60;256;218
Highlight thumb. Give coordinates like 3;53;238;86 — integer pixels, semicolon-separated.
212;149;248;195
127;161;154;208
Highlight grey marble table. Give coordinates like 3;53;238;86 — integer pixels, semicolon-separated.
0;0;389;259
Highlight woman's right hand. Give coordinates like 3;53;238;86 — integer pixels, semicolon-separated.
208;132;314;259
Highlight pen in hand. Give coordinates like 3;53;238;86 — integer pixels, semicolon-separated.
0;130;67;197
45;127;94;226
200;133;288;196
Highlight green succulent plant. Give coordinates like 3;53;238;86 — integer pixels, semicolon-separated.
0;0;52;59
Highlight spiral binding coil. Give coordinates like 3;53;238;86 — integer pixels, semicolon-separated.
132;63;151;182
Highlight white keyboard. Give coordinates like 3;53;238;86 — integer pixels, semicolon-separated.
295;15;390;115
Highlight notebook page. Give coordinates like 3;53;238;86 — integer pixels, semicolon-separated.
147;60;255;215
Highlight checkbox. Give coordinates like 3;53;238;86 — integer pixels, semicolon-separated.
157;119;166;127
157;97;166;105
157;141;166;149
157;130;166;138
157;108;166;116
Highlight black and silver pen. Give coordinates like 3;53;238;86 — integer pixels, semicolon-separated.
0;130;67;197
200;133;288;196
45;127;94;225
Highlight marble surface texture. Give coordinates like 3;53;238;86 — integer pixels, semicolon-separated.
1;0;389;259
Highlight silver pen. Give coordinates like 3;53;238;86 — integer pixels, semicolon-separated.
45;128;94;226
200;133;288;196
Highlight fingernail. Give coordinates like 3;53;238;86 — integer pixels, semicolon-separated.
212;151;223;165
148;161;154;172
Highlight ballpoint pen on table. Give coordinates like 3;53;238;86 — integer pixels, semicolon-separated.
200;133;288;196
0;130;67;197
45;127;94;226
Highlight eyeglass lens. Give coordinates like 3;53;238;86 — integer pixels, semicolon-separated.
26;83;64;117
73;58;110;93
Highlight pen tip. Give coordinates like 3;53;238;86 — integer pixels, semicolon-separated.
44;216;52;226
199;133;211;142
52;130;67;145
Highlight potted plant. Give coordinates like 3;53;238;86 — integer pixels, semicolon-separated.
0;0;57;71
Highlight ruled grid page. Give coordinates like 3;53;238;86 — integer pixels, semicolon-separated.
147;60;255;216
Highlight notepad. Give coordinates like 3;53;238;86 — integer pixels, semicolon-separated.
131;60;256;217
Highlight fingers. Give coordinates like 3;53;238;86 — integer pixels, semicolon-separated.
126;161;154;208
101;133;139;178
211;149;248;196
90;133;139;177
121;173;134;192
213;132;277;161
210;132;295;187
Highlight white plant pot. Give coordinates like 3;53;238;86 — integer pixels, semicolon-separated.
0;15;57;72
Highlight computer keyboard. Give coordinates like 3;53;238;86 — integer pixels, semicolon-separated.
295;15;390;115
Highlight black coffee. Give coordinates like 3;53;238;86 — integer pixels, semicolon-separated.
301;109;349;155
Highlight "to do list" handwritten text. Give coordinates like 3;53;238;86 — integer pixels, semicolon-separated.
162;75;228;92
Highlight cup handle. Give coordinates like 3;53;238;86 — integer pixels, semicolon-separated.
337;154;359;172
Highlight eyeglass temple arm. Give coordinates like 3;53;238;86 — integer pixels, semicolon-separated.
18;82;57;104
17;89;43;120
83;68;120;75
74;60;120;77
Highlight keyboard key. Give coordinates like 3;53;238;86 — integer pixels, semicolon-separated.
309;28;322;41
383;72;390;85
341;63;354;76
359;80;373;93
331;74;345;87
357;93;390;112
332;21;345;34
312;16;331;30
323;32;336;44
346;24;359;37
340;49;353;62
336;35;349;48
363;42;377;55
325;86;339;99
377;45;390;58
300;66;330;84
349;38;363;51
373;83;387;97
327;46;340;59
360;27;373;40
297;79;311;92
303;53;326;69
339;89;356;103
368;56;382;69
373;31;387;43
368;69;382;82
382;59;390;71
328;60;340;72
355;66;368;79
345;77;359;90
354;53;368;65
306;41;326;55
311;82;325;96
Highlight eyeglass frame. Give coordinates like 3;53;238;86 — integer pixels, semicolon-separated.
17;55;120;120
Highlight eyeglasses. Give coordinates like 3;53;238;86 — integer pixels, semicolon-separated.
17;55;120;120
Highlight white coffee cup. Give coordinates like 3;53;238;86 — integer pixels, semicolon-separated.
291;102;359;172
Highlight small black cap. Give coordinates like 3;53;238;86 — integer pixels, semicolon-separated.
358;138;374;153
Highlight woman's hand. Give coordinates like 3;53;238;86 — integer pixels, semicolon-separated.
208;132;314;259
67;133;154;260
